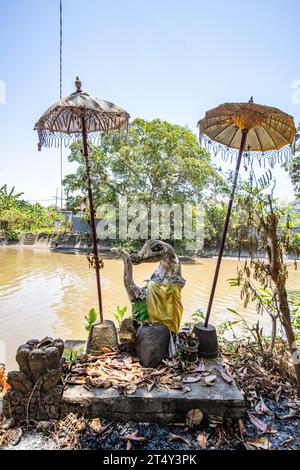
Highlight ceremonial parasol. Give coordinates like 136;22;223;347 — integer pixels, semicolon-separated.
196;99;296;356
34;78;130;323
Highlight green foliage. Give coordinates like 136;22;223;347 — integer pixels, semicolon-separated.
84;308;98;331
63;118;224;252
284;122;300;197
64;119;223;207
113;305;128;326
4;228;20;241
217;319;241;336
189;308;205;326
0;185;65;239
63;347;84;362
288;291;300;341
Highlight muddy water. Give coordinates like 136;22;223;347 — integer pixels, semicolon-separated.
1;246;299;370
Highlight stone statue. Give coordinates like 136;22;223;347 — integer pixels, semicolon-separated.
113;240;185;367
1;337;64;428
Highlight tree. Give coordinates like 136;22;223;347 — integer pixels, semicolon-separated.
64;118;223;209
0;185;29;211
0;185;64;238
232;184;300;395
286;122;300;197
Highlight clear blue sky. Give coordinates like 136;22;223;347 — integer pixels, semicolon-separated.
0;0;299;204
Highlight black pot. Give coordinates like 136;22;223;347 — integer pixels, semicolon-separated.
193;322;219;359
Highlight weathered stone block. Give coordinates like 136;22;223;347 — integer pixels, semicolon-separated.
135;323;170;368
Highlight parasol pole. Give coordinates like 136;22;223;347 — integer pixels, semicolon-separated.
81;115;104;323
204;128;248;327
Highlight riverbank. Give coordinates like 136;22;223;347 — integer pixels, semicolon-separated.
1;339;299;450
1;235;299;262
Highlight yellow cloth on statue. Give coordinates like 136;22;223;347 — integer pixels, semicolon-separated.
146;281;183;333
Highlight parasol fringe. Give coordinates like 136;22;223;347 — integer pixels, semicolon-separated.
199;133;294;168
36;128;128;150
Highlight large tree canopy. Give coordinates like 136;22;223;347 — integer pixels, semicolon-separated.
64;118;223;210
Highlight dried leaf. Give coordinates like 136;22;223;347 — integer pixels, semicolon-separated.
9;428;23;447
282;436;294;446
245;437;269;450
125;385;137;395
0;366;10;394
126;440;133;450
219;370;233;384
247;412;268;433
169;433;191;446
89;418;102;434
278;408;298;420
186;409;203;428
183;374;202;384
197;433;207;449
120;431;146;442
67;377;86;385
255;396;273;416
275;386;282;402
101;345;115;354
195;359;206;372
147;381;156;392
208;415;223;427
238;418;245;437
183;387;192;394
205;375;217;386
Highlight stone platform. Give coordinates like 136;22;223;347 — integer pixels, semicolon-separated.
62;359;245;424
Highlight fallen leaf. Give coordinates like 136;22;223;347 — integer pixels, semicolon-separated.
208;415;223;427
255;396;273;416
186;409;203;428
89;418;102;434
219;370;233;384
205;375;217;386
275;386;283;402
278;408;298;420
247;412;268;433
0;366;10;394
147;381;156;392
126;440;133;450
173;375;182;382
245;437;269;450
120;431;146;442
197;433;206;449
9;428;22;447
195;360;206;372
183;387;192;394
169;433;191;446
183;374;202;384
67;376;86;385
125;385;137;395
101;345;115;354
238;418;245;437
282;436;294;446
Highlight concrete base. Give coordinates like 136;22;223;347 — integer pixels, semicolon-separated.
62;359;245;423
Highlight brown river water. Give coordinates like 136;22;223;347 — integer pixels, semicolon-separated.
1;246;299;370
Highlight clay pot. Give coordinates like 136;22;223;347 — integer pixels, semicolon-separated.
178;340;199;364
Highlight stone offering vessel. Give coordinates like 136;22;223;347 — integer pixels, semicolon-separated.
2;337;64;427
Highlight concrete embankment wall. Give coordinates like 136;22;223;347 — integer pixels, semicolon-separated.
0;233;112;253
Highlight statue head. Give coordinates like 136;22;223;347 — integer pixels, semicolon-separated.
130;239;176;265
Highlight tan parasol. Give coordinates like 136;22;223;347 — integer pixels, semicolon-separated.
34;78;130;323
198;99;296;331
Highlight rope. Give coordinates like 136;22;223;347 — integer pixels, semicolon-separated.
59;0;63;100
59;0;63;209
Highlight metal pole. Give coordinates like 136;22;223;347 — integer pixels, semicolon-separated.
81;116;104;323
204;128;248;327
